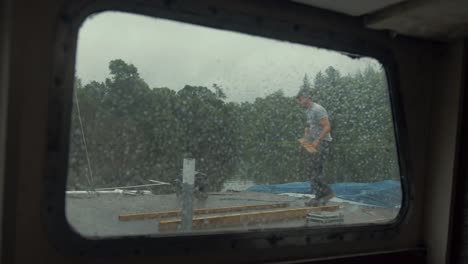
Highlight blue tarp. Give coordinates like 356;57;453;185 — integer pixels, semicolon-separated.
247;180;402;208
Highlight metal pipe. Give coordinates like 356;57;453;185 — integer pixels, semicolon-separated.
181;158;195;232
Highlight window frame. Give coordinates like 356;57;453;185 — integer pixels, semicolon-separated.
43;0;411;258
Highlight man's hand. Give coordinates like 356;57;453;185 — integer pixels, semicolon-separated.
298;138;318;153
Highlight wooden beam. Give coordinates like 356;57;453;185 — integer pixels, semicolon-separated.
95;182;169;191
159;205;340;231
370;218;389;223
119;202;290;221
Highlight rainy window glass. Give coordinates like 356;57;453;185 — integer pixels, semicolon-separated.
67;11;402;237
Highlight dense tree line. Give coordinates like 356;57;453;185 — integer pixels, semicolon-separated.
67;59;399;191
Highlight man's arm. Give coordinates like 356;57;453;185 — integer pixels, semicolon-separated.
311;117;331;148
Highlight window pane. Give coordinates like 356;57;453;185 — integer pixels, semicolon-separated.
66;11;402;237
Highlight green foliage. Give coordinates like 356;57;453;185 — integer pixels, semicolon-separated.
235;90;307;184
313;65;399;182
68;59;399;191
68;59;239;191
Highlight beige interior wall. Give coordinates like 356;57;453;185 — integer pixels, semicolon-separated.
423;41;465;264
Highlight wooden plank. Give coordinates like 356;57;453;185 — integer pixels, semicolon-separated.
370;218;389;223
119;210;181;220
118;202;290;221
95;183;169;191
159;205;340;231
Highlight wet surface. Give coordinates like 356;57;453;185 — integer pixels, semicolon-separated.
66;191;399;237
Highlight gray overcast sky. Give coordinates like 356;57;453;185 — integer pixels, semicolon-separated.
76;11;381;102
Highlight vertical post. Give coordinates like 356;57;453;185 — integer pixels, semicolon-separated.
181;158;195;231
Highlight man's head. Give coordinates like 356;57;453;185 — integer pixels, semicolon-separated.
296;89;313;109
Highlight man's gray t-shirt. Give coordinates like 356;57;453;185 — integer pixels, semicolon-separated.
306;103;332;142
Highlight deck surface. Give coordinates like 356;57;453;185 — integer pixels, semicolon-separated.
66;191;399;237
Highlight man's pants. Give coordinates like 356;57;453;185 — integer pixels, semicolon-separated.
306;141;333;198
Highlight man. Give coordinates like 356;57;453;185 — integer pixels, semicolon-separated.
296;90;335;206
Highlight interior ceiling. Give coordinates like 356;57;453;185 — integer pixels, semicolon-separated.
292;0;468;41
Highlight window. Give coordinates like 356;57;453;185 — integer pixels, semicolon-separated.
63;11;403;238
